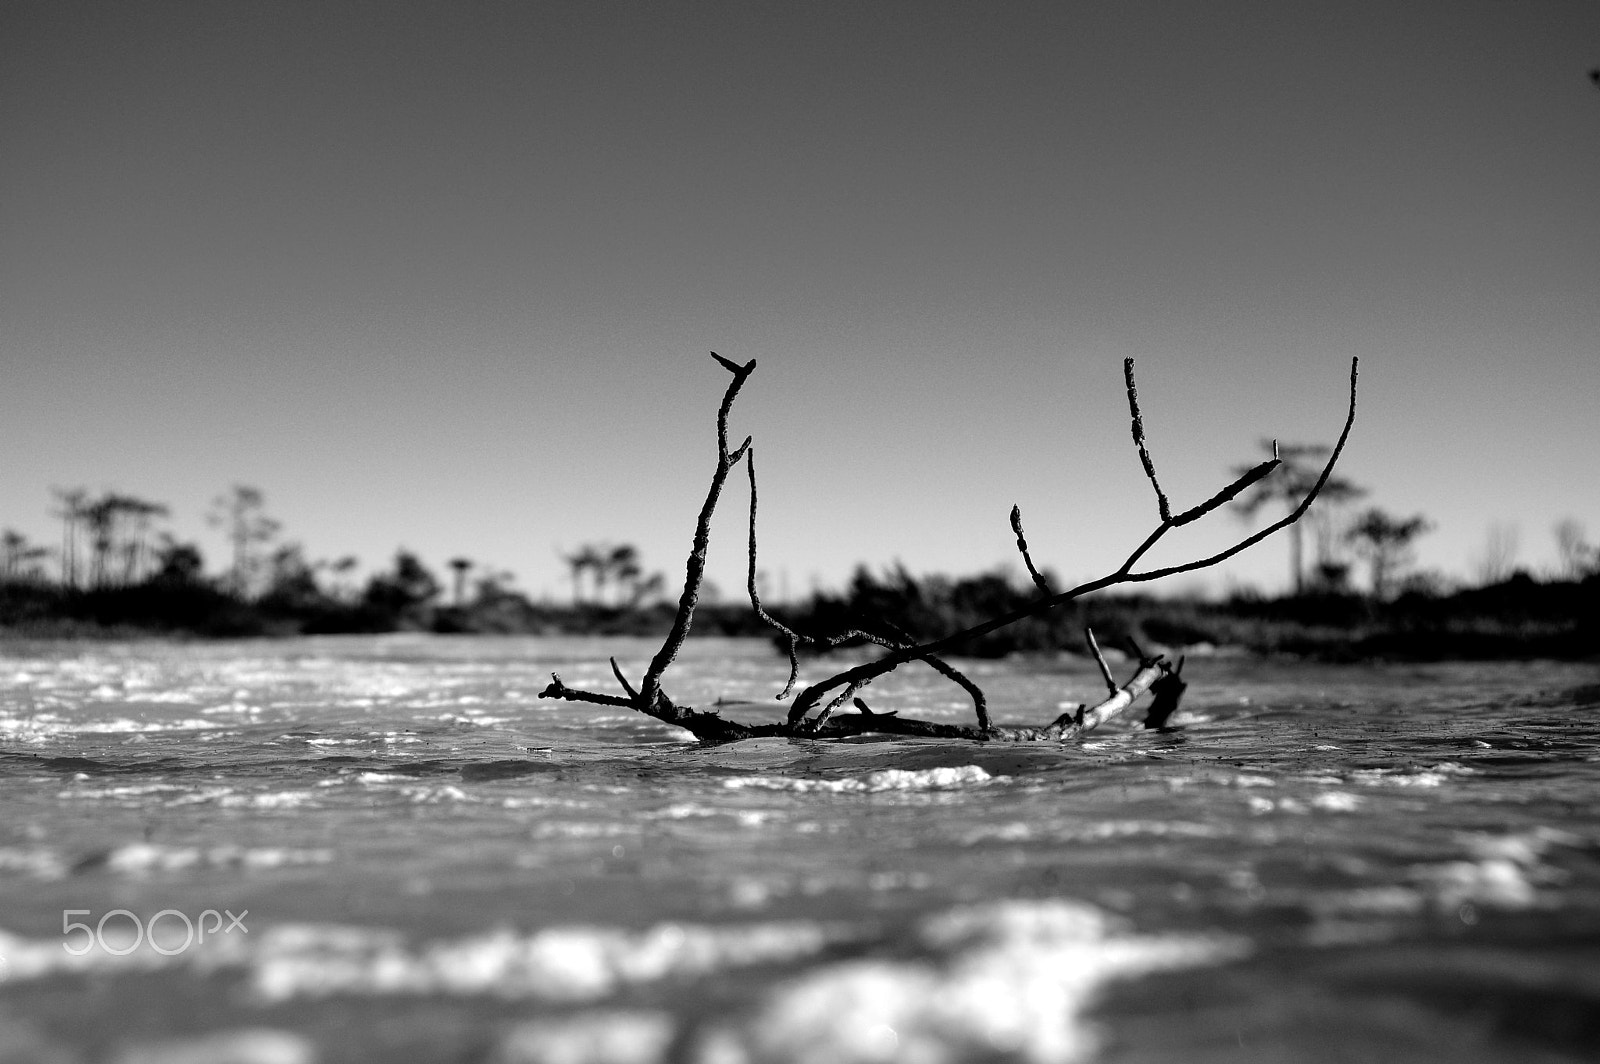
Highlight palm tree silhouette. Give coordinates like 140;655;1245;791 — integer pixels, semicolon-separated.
448;557;473;607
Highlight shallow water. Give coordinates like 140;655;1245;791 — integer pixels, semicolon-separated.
1;634;1597;1063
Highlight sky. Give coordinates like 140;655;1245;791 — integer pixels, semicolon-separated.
3;1;1599;605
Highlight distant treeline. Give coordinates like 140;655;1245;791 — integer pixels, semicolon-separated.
767;564;1600;662
2;550;1596;661
3;482;1598;659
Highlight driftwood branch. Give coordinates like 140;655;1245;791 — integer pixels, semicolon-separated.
539;355;1358;744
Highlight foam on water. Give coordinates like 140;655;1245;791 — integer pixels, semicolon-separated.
2;711;221;738
490;1011;675;1064
718;899;1249;1064
0;843;334;881
101;843;335;875
0;898;1247;1064
0;916;844;1004
1348;762;1476;787
724;765;997;793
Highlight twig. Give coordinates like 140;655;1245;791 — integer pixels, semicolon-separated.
1085;627;1118;695
541;673;635;710
609;657;638;700
908;647;990;732
1125;358;1171;523
806;681;867;732
1169;444;1279;528
743;448;804;699
1010;505;1053;596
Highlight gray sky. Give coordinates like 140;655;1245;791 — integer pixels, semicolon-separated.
4;1;1598;602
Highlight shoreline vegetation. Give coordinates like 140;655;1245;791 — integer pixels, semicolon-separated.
4;363;1594;665
1;562;1595;662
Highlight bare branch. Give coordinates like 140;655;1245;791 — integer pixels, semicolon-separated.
787;358;1358;721
1010;505;1053;596
744;448;803;699
1084;627;1118;695
916;650;990;732
609;657;639;700
1121;357;1359;583
541;674;635;710
1125;358;1171;522
820;654;1175;743
1169;456;1280;528
1060;656;1171;735
807;681;867;732
639;354;757;711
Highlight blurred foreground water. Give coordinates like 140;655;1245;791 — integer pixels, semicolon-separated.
1;634;1597;1064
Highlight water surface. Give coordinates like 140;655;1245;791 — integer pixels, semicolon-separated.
2;635;1597;1063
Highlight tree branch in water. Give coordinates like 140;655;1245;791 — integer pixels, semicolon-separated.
539;354;1358;744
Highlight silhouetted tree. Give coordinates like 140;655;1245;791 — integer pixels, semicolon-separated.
1;529;50;585
322;555;360;602
82;496;117;588
564;545;604;605
1310;559;1353;593
607;544;644;606
71;492;170;588
208;486;281;597
363;550;440;626
1346;508;1432;599
1232;440;1366;595
473;566;519;603
261;543;323;609
1472;522;1520;586
50;487;89;589
628;571;667;608
448;557;473;607
152;537;206;585
1552;518;1594;581
123;495;169;583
